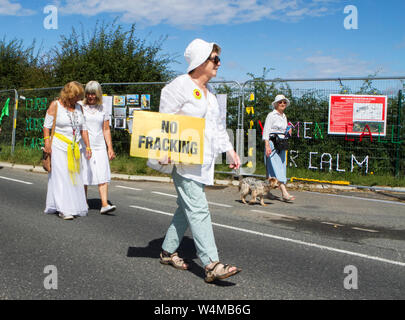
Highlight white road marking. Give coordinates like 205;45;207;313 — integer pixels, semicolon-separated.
307;191;405;206
130;205;405;267
152;191;233;208
0;176;33;185
152;191;176;198
117;185;142;191
207;202;233;208
321;222;344;227
352;227;379;233
251;209;291;218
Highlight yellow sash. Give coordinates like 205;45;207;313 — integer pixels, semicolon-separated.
54;132;81;184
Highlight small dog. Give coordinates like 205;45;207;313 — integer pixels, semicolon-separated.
239;177;280;206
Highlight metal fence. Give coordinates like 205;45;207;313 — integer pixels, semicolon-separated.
241;77;405;178
0;89;17;153
1;76;404;181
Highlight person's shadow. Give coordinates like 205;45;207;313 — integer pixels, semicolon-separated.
127;237;236;286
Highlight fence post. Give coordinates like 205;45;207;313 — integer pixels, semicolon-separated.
395;89;402;177
11;89;18;155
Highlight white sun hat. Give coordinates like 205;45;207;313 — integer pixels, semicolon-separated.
272;94;290;108
184;38;220;73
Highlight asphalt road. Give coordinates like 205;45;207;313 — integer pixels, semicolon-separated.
0;166;404;300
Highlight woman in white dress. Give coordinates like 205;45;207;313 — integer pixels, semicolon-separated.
80;81;116;214
43;81;92;220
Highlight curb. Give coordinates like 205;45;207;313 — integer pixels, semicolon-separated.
1;161;404;193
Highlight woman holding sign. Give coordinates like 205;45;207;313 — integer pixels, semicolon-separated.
79;81;116;214
157;38;242;283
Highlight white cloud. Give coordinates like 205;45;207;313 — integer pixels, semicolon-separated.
57;0;338;27
304;55;381;77
0;0;35;16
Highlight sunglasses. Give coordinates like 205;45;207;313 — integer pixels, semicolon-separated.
278;101;287;104
207;55;221;65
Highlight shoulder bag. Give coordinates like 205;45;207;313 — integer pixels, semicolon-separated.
42;105;57;172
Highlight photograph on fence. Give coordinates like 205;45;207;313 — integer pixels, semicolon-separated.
141;94;151;109
114;117;126;129
128;107;139;117
113;95;126;106
126;94;140;106
113;107;127;118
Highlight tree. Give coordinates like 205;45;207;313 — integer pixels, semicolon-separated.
0;38;50;90
50;20;174;85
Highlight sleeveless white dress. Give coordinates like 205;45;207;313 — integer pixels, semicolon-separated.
80;103;111;185
44;101;88;217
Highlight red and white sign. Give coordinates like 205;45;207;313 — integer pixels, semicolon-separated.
328;94;388;136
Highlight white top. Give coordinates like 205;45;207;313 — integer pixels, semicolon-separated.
44;101;87;152
79;103;109;150
159;74;233;185
262;109;288;141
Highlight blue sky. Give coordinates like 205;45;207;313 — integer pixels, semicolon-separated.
1;0;404;82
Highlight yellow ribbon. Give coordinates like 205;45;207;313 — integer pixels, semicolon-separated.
290;177;350;185
54;132;81;185
245;106;255;115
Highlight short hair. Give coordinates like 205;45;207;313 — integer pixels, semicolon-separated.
83;80;103;105
60;81;84;107
212;44;221;55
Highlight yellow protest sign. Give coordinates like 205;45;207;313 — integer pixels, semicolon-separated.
130;111;205;164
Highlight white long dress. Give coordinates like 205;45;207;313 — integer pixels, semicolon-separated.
80;103;111;186
44;101;88;217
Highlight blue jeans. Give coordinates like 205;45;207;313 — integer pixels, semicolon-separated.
162;167;219;267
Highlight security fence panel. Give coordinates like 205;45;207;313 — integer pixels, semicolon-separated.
100;82;167;157
17;87;62;154
205;81;243;173
6;77;403;184
101;81;242;164
241;77;405;181
0;89;17;153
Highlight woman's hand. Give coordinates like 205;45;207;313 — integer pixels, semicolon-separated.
108;148;116;161
43;139;52;154
158;155;172;165
227;150;241;170
265;145;272;157
86;148;92;160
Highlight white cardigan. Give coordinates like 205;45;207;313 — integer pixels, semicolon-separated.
159;74;233;185
262;109;288;141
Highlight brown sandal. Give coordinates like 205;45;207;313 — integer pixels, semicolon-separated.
204;262;242;283
159;251;189;270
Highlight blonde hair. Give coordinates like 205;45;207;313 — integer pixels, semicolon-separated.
60;81;84;107
83;80;103;105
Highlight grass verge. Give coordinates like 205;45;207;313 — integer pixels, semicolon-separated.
1;145;404;187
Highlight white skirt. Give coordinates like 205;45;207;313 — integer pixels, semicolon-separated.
44;146;88;216
81;148;111;186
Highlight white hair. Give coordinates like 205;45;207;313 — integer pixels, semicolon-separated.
83;80;103;105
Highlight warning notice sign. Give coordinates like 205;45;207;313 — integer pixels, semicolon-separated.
130;111;205;164
328;94;388;136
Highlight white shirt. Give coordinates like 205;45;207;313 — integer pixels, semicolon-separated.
44;101;86;151
262;109;288;141
79;103;109;150
159;74;233;185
